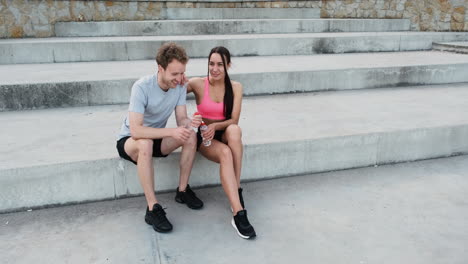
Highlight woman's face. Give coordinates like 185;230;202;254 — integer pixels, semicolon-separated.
209;53;229;81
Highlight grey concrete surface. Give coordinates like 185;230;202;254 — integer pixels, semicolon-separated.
1;155;468;264
2;51;468;110
433;41;468;54
1;84;468;212
2;32;468;64
55;19;411;37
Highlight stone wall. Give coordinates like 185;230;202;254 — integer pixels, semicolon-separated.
0;0;321;38
322;0;468;31
1;0;467;38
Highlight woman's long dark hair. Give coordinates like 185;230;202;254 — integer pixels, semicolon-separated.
207;46;233;120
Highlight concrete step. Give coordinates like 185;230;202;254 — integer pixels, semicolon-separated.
2;51;468;111
1;155;467;263
2;32;468;64
1;84;468;212
160;7;321;20
55;19;411;37
433;41;468;54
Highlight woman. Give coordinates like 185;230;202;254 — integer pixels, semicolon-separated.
187;46;256;239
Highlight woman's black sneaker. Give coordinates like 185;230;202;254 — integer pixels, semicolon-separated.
231;210;256;239
175;184;204;209
238;188;245;209
145;204;173;233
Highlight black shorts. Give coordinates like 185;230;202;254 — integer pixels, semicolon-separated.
196;129;225;150
116;136;168;165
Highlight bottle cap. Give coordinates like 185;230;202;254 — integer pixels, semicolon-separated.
193;112;200;116
201;121;207;126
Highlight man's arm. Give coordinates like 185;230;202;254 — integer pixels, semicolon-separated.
175;105;202;129
129;111;192;143
175;105;189;127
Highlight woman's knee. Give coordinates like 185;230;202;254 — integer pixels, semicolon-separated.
225;124;242;142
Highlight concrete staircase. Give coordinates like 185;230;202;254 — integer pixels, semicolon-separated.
433;41;468;54
1;7;468;213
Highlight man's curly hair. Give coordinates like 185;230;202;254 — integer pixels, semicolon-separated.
156;42;189;69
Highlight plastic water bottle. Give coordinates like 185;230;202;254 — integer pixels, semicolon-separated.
190;112;201;132
200;121;211;147
186;112;201;132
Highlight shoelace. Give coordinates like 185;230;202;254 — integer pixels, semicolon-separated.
184;187;199;202
153;208;168;223
186;187;197;197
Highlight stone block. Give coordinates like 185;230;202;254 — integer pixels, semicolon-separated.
127;2;138;18
452;9;465;23
386;10;397;17
396;3;405;11
240;2;253;8
320;9;331;18
22;20;33;36
439;22;451;31
0;26;7;38
451;21;464;30
440;13;451;22
10;26;23;38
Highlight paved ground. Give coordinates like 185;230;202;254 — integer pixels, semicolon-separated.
1;155;467;264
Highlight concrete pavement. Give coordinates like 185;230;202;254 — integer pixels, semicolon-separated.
1;155;467;264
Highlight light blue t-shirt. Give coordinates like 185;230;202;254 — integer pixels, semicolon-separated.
117;73;186;140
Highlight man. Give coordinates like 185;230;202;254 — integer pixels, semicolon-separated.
116;42;203;233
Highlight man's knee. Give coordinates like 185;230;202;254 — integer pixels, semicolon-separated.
137;139;154;157
183;132;197;149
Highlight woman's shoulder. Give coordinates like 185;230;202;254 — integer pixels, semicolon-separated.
188;77;205;92
230;80;242;88
231;80;243;92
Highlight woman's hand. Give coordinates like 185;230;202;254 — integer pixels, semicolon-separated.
202;123;216;140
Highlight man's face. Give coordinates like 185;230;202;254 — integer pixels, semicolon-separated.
158;60;186;90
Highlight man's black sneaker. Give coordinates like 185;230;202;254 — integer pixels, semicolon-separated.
145;204;173;233
175;184;204;209
231;210;256;239
238;188;245;209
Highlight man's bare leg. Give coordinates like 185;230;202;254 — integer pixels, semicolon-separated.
160;132;197;191
124;138;158;210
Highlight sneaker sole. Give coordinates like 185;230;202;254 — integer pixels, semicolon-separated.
145;217;172;233
231;218;256;240
175;197;203;210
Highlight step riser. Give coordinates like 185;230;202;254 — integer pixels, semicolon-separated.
1;125;467;213
433;43;468;54
162;8;321;20
3;33;468;64
55;19;411;37
3;64;468;111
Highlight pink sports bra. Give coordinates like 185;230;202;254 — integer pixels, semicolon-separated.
197;78;226;120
